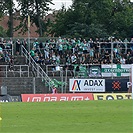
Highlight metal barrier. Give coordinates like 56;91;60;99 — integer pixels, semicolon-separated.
0;65;29;77
21;45;53;91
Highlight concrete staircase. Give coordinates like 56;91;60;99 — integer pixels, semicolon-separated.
0;55;72;95
0;56;53;95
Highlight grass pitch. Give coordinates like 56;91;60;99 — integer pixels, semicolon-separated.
0;100;132;133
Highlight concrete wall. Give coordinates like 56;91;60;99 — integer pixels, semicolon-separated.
0;77;51;96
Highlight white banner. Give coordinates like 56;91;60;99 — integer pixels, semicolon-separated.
69;79;105;92
101;64;131;77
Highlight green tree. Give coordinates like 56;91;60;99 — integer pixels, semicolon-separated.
16;0;54;37
0;26;7;37
51;0;133;39
0;0;15;37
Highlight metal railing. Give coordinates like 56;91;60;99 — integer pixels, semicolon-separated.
0;65;29;77
21;45;53;91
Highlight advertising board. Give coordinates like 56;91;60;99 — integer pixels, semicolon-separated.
0;95;12;102
69;79;105;92
21;93;94;102
105;78;129;92
93;93;132;100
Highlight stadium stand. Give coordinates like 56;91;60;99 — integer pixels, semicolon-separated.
0;37;133;95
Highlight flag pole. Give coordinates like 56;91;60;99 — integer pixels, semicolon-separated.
28;15;31;65
28;15;30;52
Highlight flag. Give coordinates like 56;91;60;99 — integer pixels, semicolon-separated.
28;15;30;28
101;64;130;77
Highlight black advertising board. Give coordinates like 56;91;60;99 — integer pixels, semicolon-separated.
10;96;21;102
0;95;21;102
0;95;12;102
105;78;129;92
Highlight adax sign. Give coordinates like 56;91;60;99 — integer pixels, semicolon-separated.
69;79;105;92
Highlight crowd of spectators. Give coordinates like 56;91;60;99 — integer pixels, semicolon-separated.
1;37;133;67
29;37;133;67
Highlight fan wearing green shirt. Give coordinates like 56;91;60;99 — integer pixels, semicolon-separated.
30;47;35;58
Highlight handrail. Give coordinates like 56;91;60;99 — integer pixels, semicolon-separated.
0;65;29;77
21;45;53;91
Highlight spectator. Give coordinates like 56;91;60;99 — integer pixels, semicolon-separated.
0;46;3;53
58;43;63;58
104;50;110;60
39;54;45;65
34;53;43;65
126;51;132;64
120;56;126;64
52;86;57;94
94;38;100;58
22;39;28;51
3;50;10;62
6;38;13;50
0;51;4;61
51;52;56;64
33;38;39;50
8;55;14;71
71;54;77;64
89;47;94;61
56;54;60;65
65;54;71;65
44;43;49;59
30;47;35;58
16;39;21;55
83;40;88;56
123;38;129;54
80;53;86;64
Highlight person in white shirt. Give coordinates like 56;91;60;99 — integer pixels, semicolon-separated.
120;56;126;64
71;54;77;64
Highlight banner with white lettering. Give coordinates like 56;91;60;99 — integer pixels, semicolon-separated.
0;95;12;102
21;93;94;102
101;64;131;77
69;79;105;92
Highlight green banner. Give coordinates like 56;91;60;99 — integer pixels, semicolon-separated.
102;64;130;77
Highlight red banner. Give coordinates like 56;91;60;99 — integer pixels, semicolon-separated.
21;93;94;102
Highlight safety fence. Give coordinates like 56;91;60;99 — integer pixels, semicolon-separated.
0;65;29;77
45;64;131;78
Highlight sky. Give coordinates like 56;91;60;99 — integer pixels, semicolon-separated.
50;0;72;10
13;0;133;10
13;0;73;10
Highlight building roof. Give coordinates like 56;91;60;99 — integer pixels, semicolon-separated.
0;12;56;37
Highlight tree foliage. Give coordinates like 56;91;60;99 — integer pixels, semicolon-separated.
0;26;7;37
0;0;15;37
0;0;133;38
50;0;133;39
15;0;54;37
0;0;54;37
